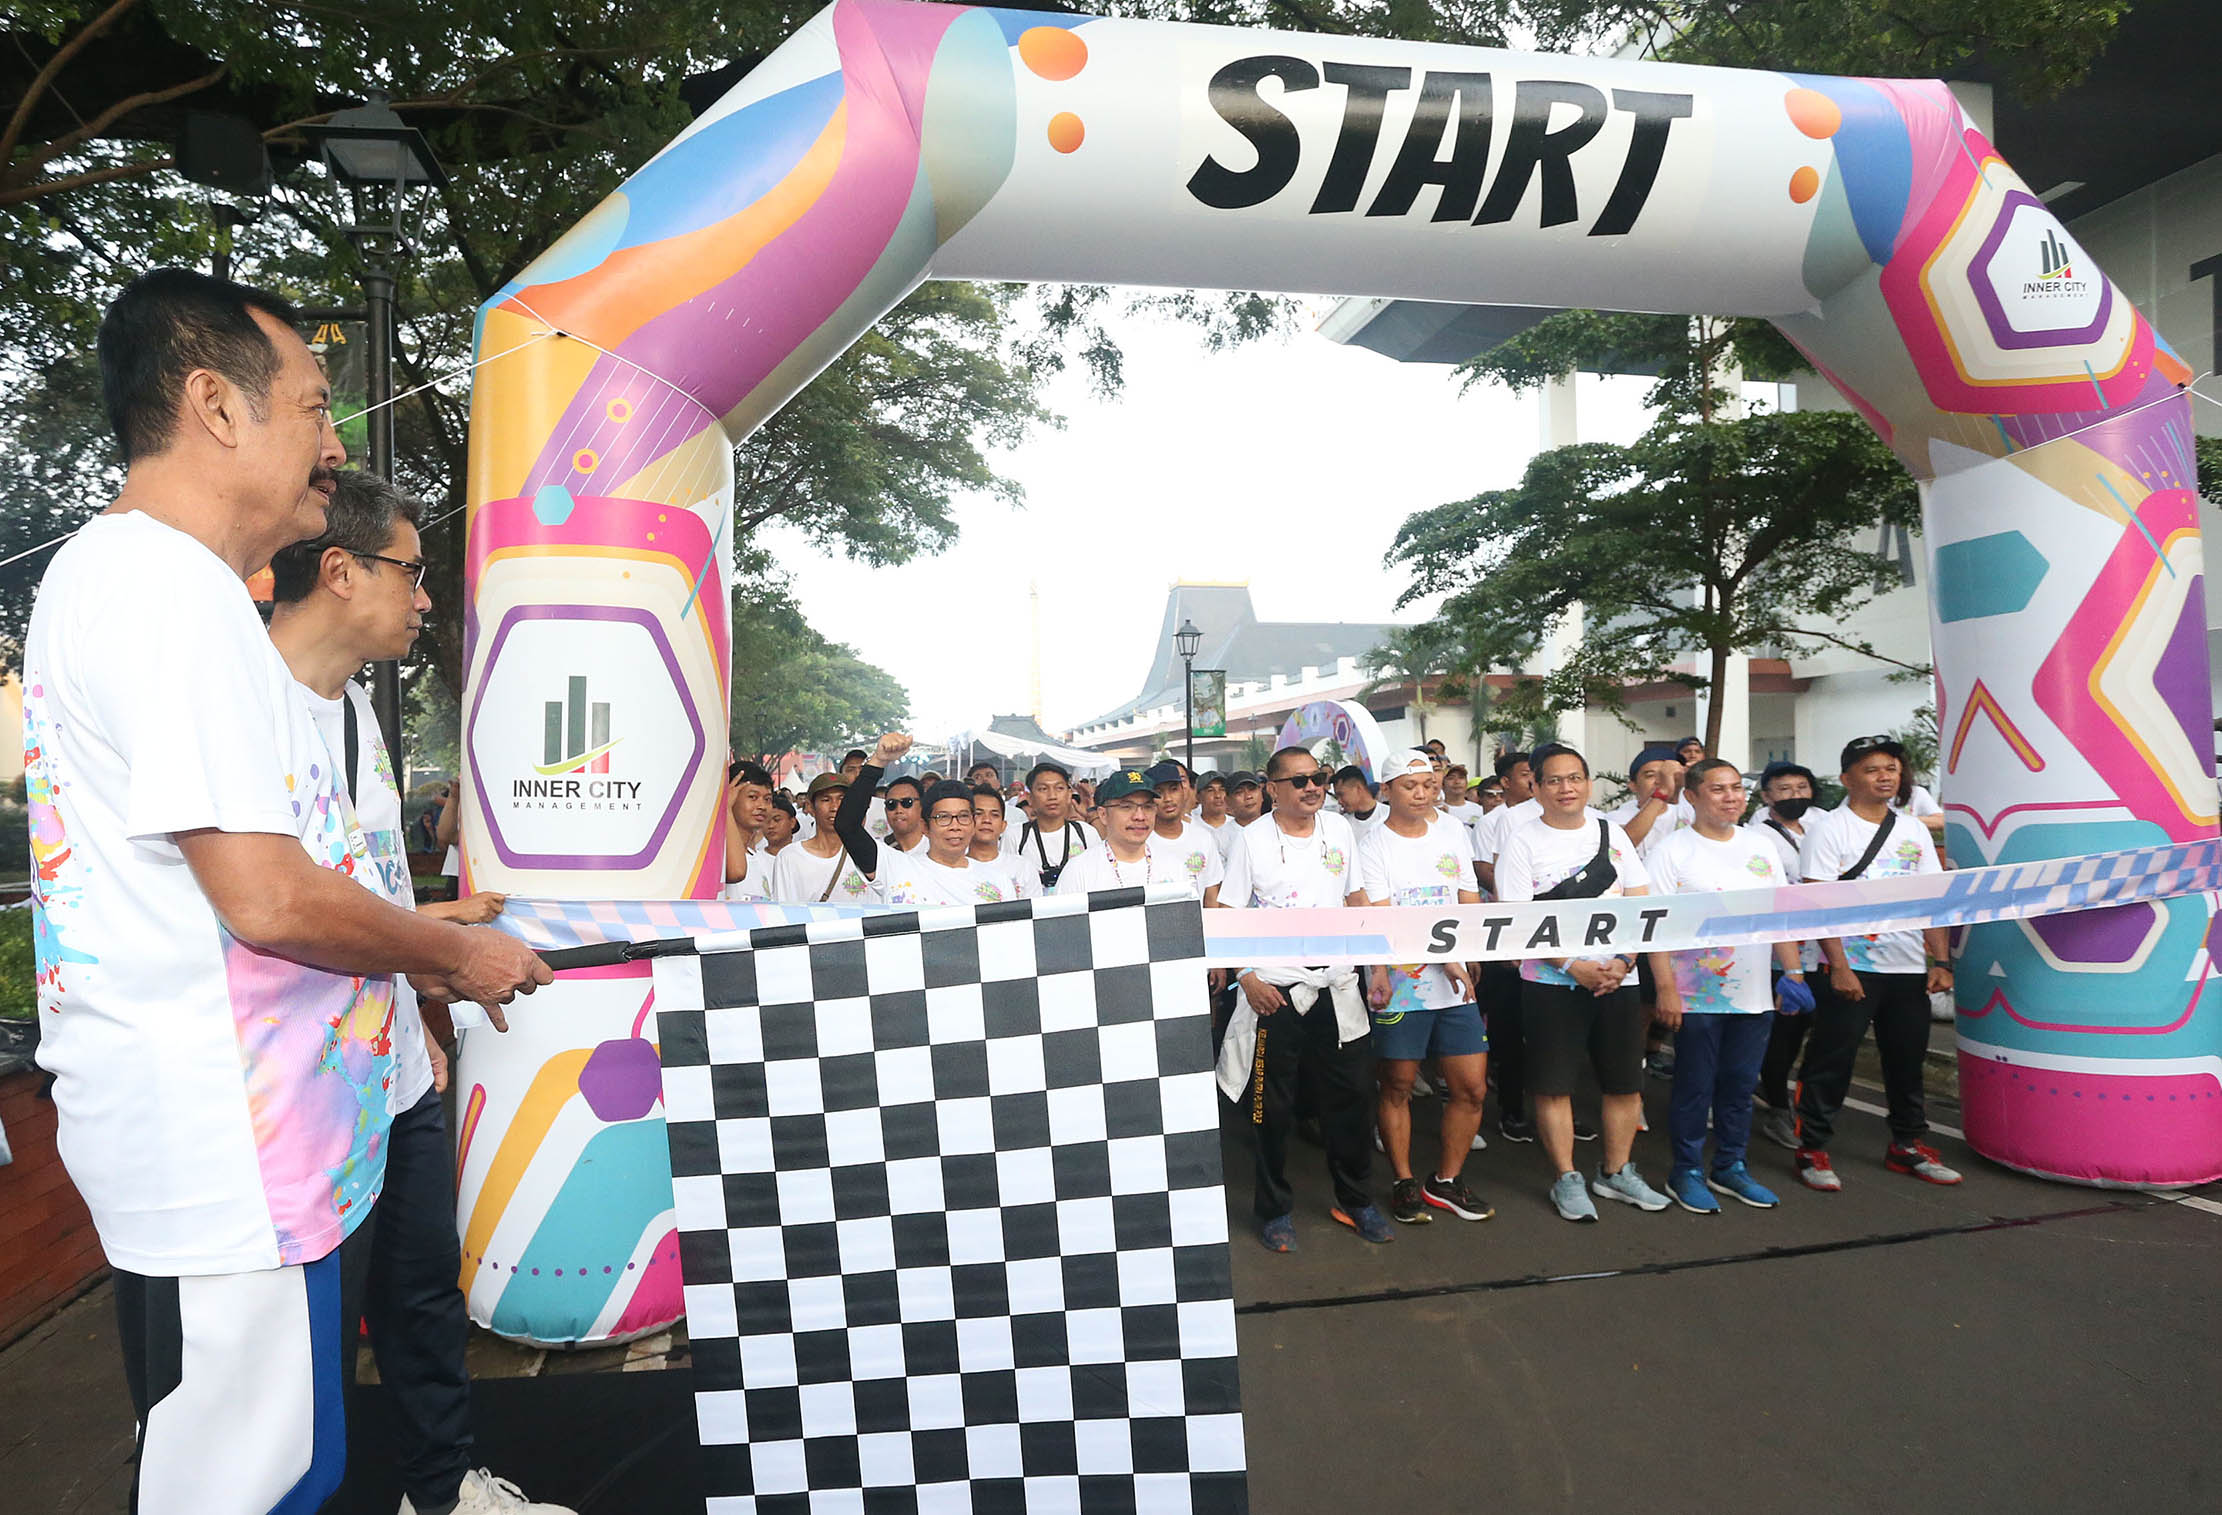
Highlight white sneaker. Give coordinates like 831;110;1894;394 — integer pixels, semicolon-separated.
401;1469;577;1514
1469;1131;1488;1151
1929;991;1956;1023
1412;1070;1437;1099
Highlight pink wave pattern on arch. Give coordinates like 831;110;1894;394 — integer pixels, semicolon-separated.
494;0;967;493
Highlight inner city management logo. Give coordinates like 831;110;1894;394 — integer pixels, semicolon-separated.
514;674;644;808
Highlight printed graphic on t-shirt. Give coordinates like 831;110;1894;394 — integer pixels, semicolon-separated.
25;699;96;994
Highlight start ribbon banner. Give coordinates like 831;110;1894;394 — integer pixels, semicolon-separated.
498;838;2222;968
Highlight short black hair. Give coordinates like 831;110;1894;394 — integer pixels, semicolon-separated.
842;749;868;765
971;785;1005;812
1026;762;1070;789
732;762;775;790
966;761;1000;779
1530;742;1588;779
1331;765;1369;788
1425;738;1446;753
884;774;924;800
1759;761;1818;792
268;469;422;603
923;779;975;816
1265;746;1318;779
769;790;798;818
99;267;304;464
1684;757;1740;790
1494;750;1531;779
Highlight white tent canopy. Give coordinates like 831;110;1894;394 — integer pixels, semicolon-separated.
953;727;1118;779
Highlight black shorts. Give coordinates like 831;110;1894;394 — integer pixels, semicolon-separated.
1519;980;1649;1097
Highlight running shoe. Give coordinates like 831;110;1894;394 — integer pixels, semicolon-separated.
1885;1142;1964;1185
1373;1128;1386;1154
1422;1175;1495;1221
1706;1161;1781;1209
1498;1116;1537;1144
1592;1165;1670;1212
1648;1046;1676;1080
1330;1202;1397;1243
1412;1070;1437;1099
1389;1177;1431;1224
1259;1214;1298;1252
1668;1166;1719;1215
1574;1117;1600;1143
1758;1106;1800;1151
1549;1171;1598;1223
1795;1149;1842;1192
1470;1130;1489;1151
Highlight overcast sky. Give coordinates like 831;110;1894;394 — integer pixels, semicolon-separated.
765;299;1655;740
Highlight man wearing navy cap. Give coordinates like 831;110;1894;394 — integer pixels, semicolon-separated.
1146;759;1226;899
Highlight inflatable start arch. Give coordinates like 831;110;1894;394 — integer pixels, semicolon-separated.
454;1;2217;1341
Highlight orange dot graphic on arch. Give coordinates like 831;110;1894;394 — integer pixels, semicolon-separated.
605;397;632;423
1048;113;1085;153
1019;26;1087;80
1785;88;1841;139
1788;166;1821;203
572;448;599;473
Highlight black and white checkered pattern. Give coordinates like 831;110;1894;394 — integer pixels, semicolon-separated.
654;887;1249;1513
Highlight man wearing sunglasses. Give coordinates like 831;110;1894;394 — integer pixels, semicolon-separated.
1215;746;1392;1251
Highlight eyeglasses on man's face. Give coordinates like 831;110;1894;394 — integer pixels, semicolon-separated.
354;552;428;592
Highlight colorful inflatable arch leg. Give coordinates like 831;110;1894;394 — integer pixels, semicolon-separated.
461;2;2216;1340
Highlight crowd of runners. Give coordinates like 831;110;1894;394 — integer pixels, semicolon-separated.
719;725;1962;1248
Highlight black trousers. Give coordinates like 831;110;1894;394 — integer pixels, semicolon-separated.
1249;993;1373;1222
361;1084;476;1511
1478;962;1526;1122
1793;971;1933;1150
1759;1008;1811;1109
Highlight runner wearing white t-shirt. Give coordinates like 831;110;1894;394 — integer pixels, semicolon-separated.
1003;761;1095;891
771;771;878;905
1495;745;1670;1222
1146;760;1227;900
26;273;548;1515
966;785;1040;899
1357;752;1492;1224
1332;766;1386;832
1645;759;1809;1216
1055;768;1177;896
266;472;569;1515
1611;746;1692;849
1792;736;1960;1192
874;780;1027;908
1215;749;1389;1252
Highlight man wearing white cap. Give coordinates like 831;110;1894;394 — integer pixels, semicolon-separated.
1359;751;1492;1223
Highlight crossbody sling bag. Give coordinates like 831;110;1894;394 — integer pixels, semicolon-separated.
1838;809;1897;882
1533;818;1618;901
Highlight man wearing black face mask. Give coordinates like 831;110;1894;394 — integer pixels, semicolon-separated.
1747;762;1819;1149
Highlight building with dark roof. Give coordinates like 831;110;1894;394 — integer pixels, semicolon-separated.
1076;583;1400;731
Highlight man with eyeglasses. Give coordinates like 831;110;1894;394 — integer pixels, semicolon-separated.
268;470;571;1515
872;779;1027;907
1214;747;1392;1251
1791;735;1960;1190
1055;769;1175;895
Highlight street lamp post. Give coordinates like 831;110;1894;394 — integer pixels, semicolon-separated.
1175;618;1203;776
303;98;447;776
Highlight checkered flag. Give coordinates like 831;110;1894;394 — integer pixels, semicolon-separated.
653;886;1250;1512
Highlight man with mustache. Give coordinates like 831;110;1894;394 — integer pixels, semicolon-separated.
24;268;548;1514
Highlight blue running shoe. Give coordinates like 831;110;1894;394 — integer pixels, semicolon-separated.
1331;1202;1396;1244
1259;1214;1297;1252
1708;1161;1781;1208
1669;1166;1720;1214
1549;1171;1598;1223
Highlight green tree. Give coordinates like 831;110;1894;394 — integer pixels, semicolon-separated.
1390;400;1924;754
725;577;909;768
